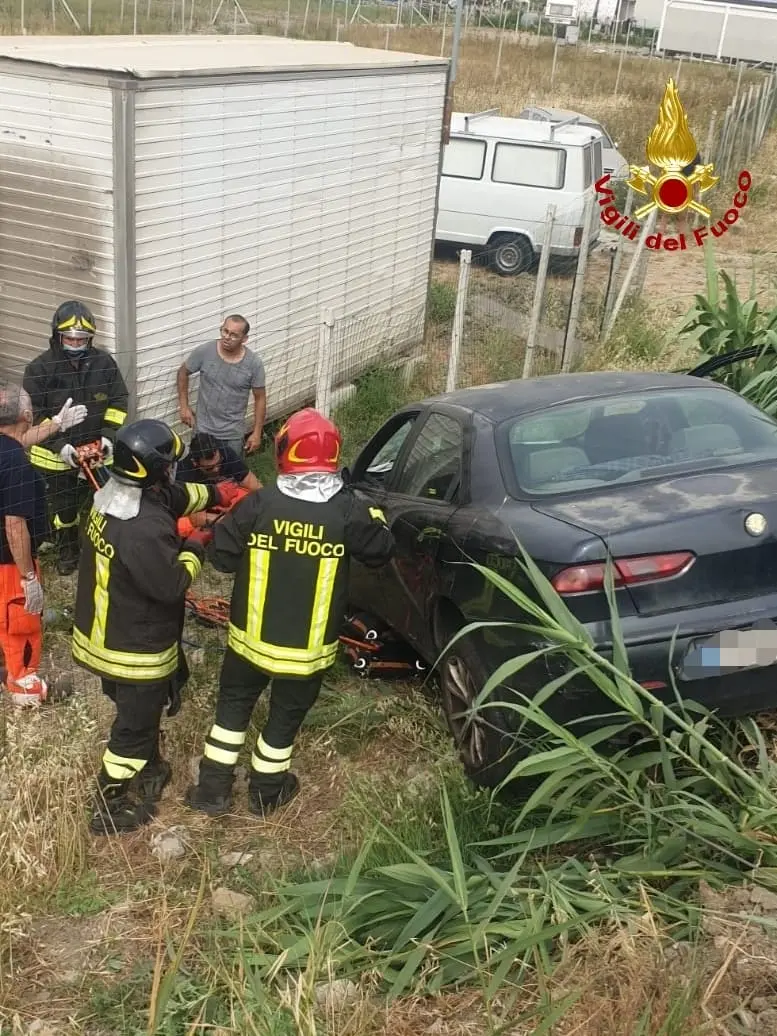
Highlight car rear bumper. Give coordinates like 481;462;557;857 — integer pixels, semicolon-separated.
586;594;777;717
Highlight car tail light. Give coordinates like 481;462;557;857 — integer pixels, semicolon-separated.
574;226;583;247
551;552;695;595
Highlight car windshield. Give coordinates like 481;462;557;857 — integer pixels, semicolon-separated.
501;387;777;496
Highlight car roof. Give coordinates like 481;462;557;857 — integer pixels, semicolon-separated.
450;112;598;147
413;371;733;422
521;105;602;126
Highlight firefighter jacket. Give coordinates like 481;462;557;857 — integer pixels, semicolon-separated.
72;482;215;684
208;484;395;677
22;343;129;475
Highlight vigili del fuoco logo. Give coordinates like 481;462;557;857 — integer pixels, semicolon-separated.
595;78;752;252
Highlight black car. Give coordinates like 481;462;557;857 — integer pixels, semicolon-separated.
346;370;777;787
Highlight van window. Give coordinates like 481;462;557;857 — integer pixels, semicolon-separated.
591;139;603;181
492;143;566;190
582;144;592;187
442;138;486;180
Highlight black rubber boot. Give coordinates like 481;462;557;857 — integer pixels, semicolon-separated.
247;772;300;818
184;759;235;818
90;777;155;836
56;526;80;577
134;759;172;804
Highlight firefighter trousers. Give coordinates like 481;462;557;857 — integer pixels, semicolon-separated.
97;679;171;796
0;562;43;695
46;470;91;534
201;647;323;799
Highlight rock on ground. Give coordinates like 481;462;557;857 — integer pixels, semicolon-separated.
211;887;255;920
150;826;188;862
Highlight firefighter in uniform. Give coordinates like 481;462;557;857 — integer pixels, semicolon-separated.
72;418;236;835
185;408;395;818
23;301;130;577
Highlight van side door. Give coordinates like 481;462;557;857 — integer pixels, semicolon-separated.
436;135;490;244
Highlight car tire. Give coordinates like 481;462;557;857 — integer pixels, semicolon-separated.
437;627;529;790
487;234;533;277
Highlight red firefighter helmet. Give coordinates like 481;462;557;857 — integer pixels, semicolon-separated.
275;408;342;475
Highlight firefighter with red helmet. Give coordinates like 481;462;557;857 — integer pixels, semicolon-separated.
185;408;395;818
72;418;236;835
23;301;130;576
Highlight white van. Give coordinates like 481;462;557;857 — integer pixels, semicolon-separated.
518;105;629;180
436;111;603;276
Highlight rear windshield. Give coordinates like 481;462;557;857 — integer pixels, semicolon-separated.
500;387;777;496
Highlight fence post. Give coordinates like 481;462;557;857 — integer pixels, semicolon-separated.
316;308;335;418
715;104;731;169
523;204;556;380
694;110;716;229
562;193;596;373
445;250;472;393
602;209;657;342
744;84;754;162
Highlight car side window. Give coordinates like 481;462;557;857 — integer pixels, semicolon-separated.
358;416;417;483
393;413;464;503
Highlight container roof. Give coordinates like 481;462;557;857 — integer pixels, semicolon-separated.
450;112;602;146
0;34;448;78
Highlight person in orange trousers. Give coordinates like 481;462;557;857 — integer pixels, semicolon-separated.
0;381;87;705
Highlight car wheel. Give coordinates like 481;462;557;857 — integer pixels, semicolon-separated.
488;234;533;277
438;631;528;790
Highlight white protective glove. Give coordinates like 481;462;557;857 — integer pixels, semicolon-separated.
59;444;79;468
100;437;113;462
53;397;88;433
20;573;44;615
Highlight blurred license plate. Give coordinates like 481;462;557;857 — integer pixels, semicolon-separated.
682;621;777;680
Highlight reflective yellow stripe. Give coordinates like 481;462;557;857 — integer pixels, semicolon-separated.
178;549;202;581
211;725;247;746
182;483;211;516
30;444;69;471
102;748;146;781
369;506;388;524
250;753;290;774
72;627;178;681
257;735;292;761
90;553;110;647
246;548;271;641
307;558;339;653
104;408;126;426
204;743;240;766
228;626;337;676
53;513;80;530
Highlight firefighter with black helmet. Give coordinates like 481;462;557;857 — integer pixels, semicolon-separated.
72;418;236;835
185;408;395;819
23;301;130;576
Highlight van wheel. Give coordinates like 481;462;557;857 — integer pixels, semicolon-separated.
488;234;533;277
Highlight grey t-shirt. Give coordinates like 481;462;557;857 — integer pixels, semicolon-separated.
185;340;265;442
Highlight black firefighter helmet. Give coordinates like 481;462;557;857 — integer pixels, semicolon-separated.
112;419;188;489
51;300;97;348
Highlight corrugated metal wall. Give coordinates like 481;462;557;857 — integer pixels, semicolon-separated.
659;1;777;61
633;0;665;27
726;11;777;61
132;69;447;426
660;6;727;53
0;73;115;381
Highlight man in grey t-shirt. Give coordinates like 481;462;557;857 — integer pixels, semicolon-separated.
177;314;267;457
